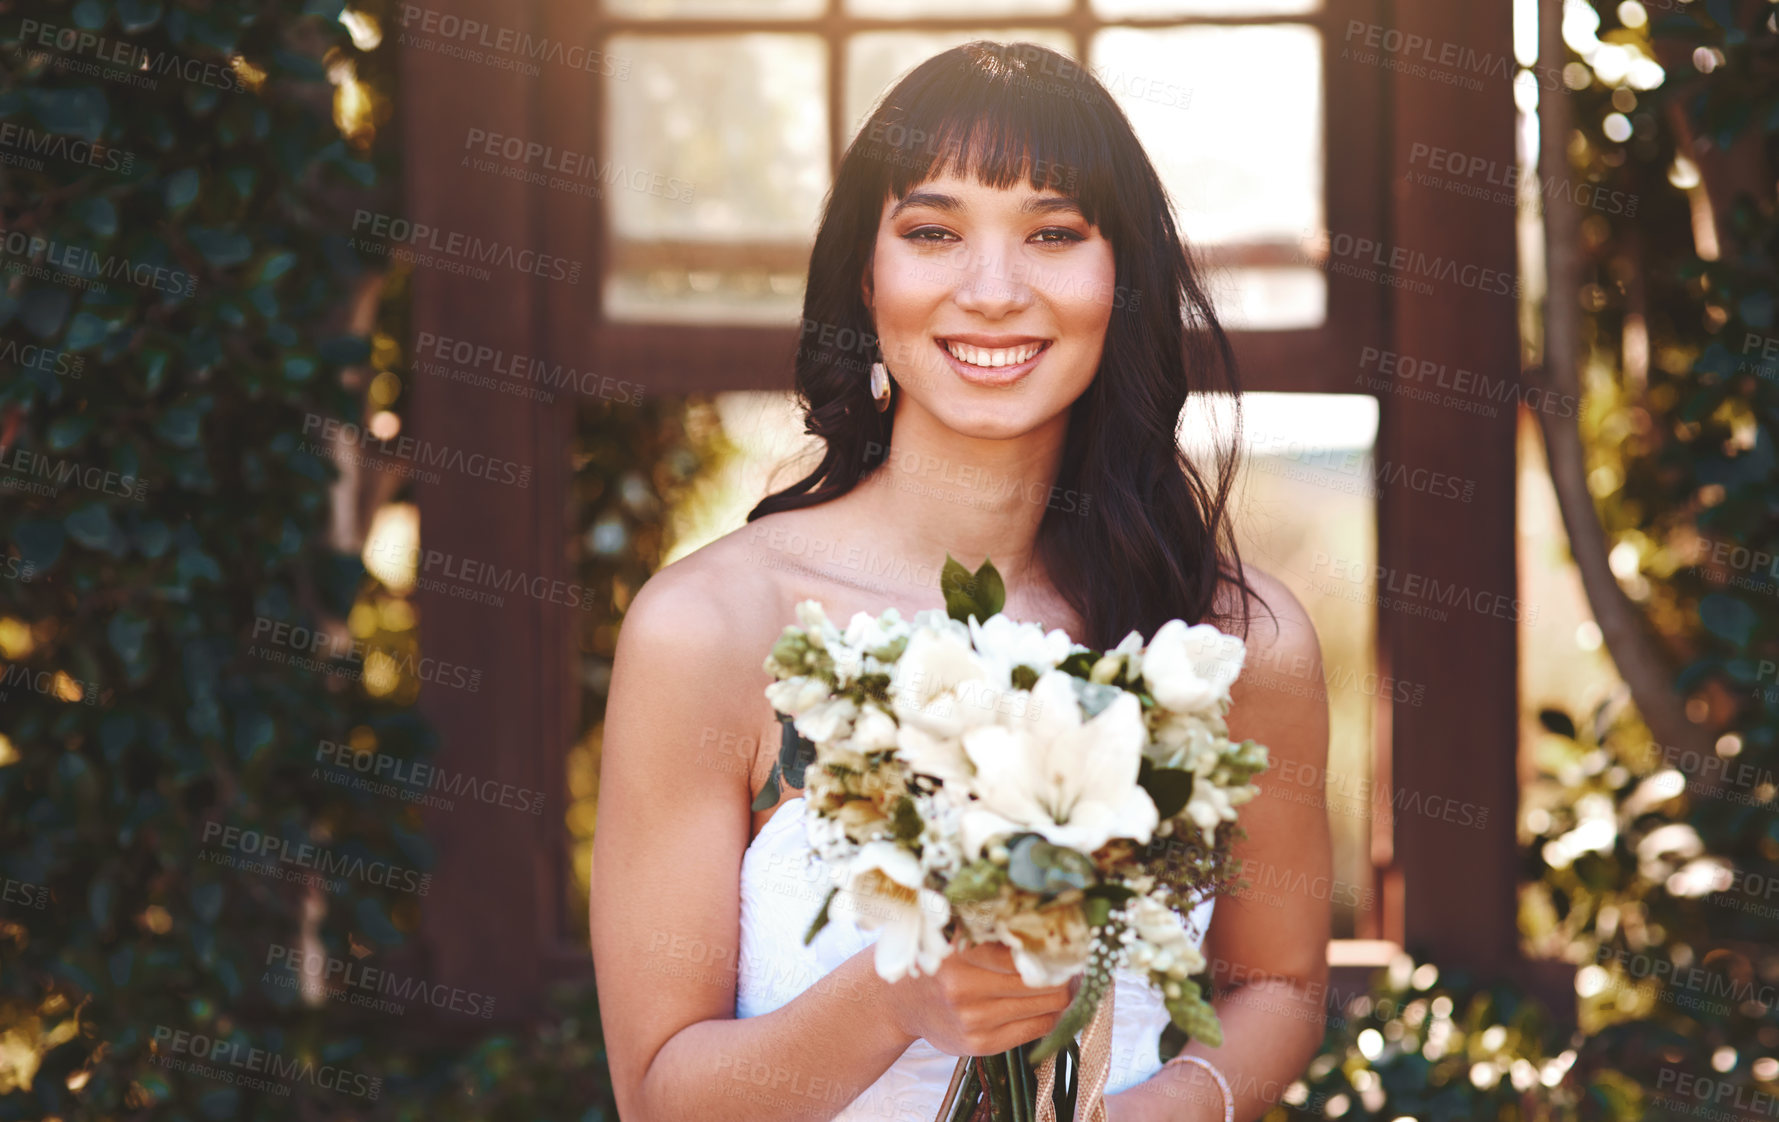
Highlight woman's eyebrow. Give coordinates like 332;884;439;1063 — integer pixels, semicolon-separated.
889;189;959;219
1022;195;1084;217
888;191;1085;220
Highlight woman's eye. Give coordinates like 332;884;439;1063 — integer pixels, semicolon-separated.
1033;227;1085;244
902;227;955;243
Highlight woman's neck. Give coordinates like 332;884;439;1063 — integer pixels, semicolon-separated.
829;406;1069;592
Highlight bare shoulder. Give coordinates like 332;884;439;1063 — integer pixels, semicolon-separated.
1215;560;1321;669
619;524;785;660
1215;562;1328;763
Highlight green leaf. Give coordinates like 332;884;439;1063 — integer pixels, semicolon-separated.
1537;709;1578;740
163;169;201;211
65;503;117;550
891;795;923;841
944;859;1007;904
13;519;64;569
74;196;118;236
803;886;836;945
154;405;202;448
1138;758;1195;819
47;414;94;451
1700;594;1759;647
63;311;110;352
1005;834;1096;895
116;0;165;32
108;611;150;664
941;553;1006;624
25;87;108;141
187;227;252;267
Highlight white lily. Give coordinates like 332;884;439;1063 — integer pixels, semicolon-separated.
1141;620;1246;715
957;670;1159;857
829;841;953;983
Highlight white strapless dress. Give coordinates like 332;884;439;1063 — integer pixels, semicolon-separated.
736;797;1215;1122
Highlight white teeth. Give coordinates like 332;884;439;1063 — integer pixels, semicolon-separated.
941;340;1045;368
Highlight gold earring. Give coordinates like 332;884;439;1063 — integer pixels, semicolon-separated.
870;361;892;412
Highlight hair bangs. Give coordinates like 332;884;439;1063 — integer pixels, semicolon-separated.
863;42;1121;236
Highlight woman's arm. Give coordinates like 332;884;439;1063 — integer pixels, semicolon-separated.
1108;573;1334;1122
590;564;918;1122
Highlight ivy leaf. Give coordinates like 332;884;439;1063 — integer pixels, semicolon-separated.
116;0;165;32
25;86;108;141
65;503;118;551
187;227;253;268
1700;594;1759;647
18;288;73;338
73;196;117;236
163;169;201;212
13;519;64;570
48;414;94;451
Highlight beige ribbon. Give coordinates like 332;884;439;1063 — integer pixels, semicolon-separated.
1033;983;1114;1122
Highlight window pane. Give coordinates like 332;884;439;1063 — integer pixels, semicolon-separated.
844;30;1076;142
1183;392;1379;940
1093;0;1320;16
845;0;1071;16
1208;266;1325;331
1092;25;1322;245
604;0;825;18
605;34;828;324
1093;24;1323;329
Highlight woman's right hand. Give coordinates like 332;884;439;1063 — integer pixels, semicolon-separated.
880;942;1077;1056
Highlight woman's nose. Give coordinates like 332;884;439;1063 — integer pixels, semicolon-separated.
948;245;1033;319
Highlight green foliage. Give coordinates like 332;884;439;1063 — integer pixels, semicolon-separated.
942;552;1006;624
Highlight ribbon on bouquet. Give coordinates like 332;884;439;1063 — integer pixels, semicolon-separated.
1033;983;1114;1122
930;985;1116;1122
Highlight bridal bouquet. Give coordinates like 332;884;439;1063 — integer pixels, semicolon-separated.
756;556;1268;1121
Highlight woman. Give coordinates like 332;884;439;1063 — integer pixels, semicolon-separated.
591;41;1332;1122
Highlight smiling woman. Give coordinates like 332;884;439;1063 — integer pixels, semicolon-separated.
591;39;1331;1122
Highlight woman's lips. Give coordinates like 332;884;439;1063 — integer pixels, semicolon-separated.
933;337;1053;385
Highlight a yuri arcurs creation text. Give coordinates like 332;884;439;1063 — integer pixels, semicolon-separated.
757;555;1269;1121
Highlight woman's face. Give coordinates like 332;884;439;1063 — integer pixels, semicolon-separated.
863;170;1117;440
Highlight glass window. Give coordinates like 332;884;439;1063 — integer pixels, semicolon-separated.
604;33;829;324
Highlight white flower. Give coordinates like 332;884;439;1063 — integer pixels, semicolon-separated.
764;675;832;717
993;903;1093;987
890;624;1001;739
957;671;1158;857
830;643;864;688
795;599;843;648
1184;776;1236;846
967;613;1074;687
895;723;976;790
1146;710;1223;771
850;704;900;753
1124;895;1206;979
844;608;910;659
795;696;858;744
1141;620;1246;714
829;841;953;983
